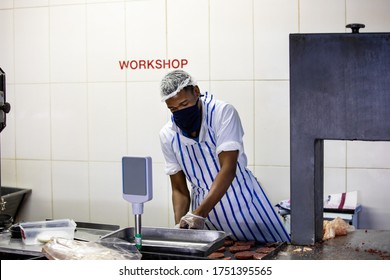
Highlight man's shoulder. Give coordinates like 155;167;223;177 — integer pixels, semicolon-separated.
159;121;176;139
203;93;235;112
212;99;237;116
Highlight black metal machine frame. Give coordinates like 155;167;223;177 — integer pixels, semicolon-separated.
290;30;390;245
0;68;11;209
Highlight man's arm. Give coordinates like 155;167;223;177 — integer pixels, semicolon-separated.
192;150;239;218
170;171;190;224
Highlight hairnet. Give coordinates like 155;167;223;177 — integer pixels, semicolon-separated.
160;70;197;102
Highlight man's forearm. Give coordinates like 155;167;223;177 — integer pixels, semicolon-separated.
193;150;238;218
172;189;190;224
193;169;235;218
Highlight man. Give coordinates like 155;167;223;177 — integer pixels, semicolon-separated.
159;70;290;242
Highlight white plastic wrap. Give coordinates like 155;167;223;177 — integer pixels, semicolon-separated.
42;237;142;260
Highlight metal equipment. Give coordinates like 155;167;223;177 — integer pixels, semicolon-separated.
290;25;390;245
101;226;229;259
122;156;153;249
0;68;12;216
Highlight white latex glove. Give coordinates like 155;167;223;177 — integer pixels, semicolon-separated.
179;212;206;229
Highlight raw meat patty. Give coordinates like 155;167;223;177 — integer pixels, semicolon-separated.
234;241;256;247
229;245;251;253
208;252;225;259
234;251;256;260
255;247;274;254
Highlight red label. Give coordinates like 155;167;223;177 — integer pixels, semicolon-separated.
119;58;188;70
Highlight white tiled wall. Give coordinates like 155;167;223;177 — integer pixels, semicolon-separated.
15;84;51;159
167;0;209;80
0;1;13;9
51;83;88;161
1;0;390;230
50;5;87;83
89;161;129;227
299;0;345;33
126;81;167;161
255;81;290;167
210;0;253;80
15;160;52;222
125;0;166;82
0;9;14;83
88;2;126;82
88;82;127;161
254;0;298;80
14;7;50;83
210;81;254;165
346;0;390;32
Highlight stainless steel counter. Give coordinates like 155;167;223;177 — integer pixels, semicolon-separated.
3;226;389;260
271;230;390;260
0;222;119;260
0;236;44;259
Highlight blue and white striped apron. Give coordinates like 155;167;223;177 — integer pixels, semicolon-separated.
166;93;290;242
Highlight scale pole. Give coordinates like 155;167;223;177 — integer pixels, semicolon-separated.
135;214;142;249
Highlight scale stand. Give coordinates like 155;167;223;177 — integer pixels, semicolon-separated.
122;156;153;249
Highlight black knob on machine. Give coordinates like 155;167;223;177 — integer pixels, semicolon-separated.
346;23;365;34
0;102;10;114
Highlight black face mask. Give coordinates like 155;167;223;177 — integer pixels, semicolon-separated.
172;99;201;135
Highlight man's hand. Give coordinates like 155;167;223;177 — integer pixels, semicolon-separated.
179;212;206;229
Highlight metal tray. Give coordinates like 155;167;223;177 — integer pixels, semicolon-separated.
100;227;229;257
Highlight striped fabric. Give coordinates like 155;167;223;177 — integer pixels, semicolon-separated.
160;93;290;242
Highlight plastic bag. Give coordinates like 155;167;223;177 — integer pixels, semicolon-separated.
96;237;142;259
42;237;142;260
